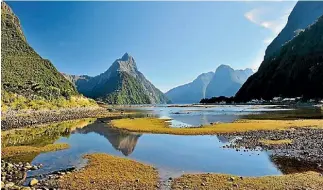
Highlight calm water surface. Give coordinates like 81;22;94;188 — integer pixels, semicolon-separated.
25;105;300;180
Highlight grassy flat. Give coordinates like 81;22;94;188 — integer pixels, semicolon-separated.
259;139;293;145
172;172;323;190
58;153;158;190
110;118;323;135
2;143;69;158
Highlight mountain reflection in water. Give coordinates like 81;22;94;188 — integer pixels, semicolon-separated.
73;121;141;156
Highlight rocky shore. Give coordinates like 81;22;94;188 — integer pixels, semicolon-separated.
1;159;42;189
222;128;323;171
1;107;126;130
1;159;77;190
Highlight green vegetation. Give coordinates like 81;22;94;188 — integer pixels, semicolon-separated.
1;90;97;111
1;2;96;111
68;53;170;105
58;153;158;190
98;72;151;104
236;15;323;101
1;118;95;147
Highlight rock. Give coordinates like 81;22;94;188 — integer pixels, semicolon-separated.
5;182;15;188
29;178;38;186
201;182;206;186
239;176;243;180
229;177;235;182
135;179;140;182
21;187;31;190
1;181;4;188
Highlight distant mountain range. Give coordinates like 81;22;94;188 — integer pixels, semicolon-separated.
236;1;323;101
1;2;77;99
165;72;214;104
64;53;170;104
166;65;253;103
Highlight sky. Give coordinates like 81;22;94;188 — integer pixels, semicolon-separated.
7;1;297;92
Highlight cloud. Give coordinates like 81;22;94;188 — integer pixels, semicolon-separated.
244;7;292;35
244;8;263;24
244;5;294;69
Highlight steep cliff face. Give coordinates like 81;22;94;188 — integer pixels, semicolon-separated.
66;53;170;104
236;14;323;101
1;2;77;99
264;1;323;59
205;65;253;98
166;72;214;104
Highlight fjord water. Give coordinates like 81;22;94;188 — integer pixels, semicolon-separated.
24;105;299;180
29;121;282;180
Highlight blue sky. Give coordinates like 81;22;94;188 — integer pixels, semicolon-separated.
7;1;297;92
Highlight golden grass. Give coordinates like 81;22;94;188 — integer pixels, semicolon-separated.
1;143;70;158
259;139;293;145
172;172;323;190
58;153;158;190
110;118;323;135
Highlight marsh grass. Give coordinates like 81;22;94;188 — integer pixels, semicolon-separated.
171;172;323;190
259;139;293;145
1;118;95;147
58;153;158;190
110;118;323;135
2;143;70;158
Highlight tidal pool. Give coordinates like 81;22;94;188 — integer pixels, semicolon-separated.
10;105;322;182
27;120;281;181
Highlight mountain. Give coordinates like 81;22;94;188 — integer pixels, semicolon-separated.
236;4;323;101
265;1;323;59
65;53;170;104
205;65;253;98
1;2;77;99
166;72;214;104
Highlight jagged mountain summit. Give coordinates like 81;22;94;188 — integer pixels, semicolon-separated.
65;53;170;104
166;65;253;103
166;72;214;104
236;1;323;101
205;65;253;98
1;2;77;99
